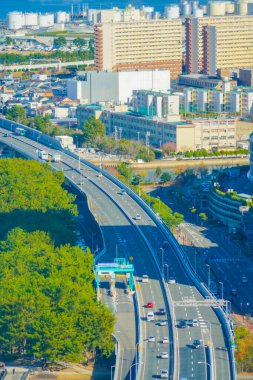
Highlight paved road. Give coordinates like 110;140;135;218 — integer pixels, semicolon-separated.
0;128;233;380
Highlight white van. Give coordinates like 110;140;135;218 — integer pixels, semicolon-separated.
147;311;154;322
142;275;149;283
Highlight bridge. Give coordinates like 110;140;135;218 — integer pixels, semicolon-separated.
0;117;236;380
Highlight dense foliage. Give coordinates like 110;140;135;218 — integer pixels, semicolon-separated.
235;326;253;372
82;117;106;144
5;105;28;125
0;228;115;362
0;159;77;245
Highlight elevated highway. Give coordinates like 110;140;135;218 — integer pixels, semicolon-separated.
0;119;236;380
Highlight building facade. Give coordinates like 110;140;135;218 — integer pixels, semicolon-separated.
186;15;253;75
77;104;236;151
131;90;180;119
67;70;170;104
94;19;182;79
249;133;253;181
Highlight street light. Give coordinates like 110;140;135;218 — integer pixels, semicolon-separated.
157;196;161;214
206;264;211;289
219;281;224;300
160;247;164;278
198;361;211;369
130;362;144;380
164;264;169;283
111;365;115;380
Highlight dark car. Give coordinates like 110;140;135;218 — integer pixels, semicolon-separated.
159;308;166;315
193;339;201;349
178;320;187;328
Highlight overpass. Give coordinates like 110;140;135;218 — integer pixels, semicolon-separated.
0;118;236;380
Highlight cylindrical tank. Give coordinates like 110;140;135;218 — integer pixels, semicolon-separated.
225;2;235;13
153;11;161;19
56;11;69;24
24;13;38;27
38;13;54;27
7;12;25;30
193;7;204;16
142;6;154;19
208;2;226;16
183;2;192;16
191;1;199;10
164;5;180;18
236;2;248;14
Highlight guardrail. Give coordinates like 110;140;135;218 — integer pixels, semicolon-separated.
0;119;236;380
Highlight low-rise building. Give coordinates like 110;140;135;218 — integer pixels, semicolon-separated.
77;104;236;151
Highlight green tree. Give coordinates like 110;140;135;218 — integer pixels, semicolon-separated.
29;114;52;134
82;117;106;144
5;105;27;124
136;147;155;162
160;172;172;183
0;228;115;362
5;36;13;45
154;167;162;183
117;162;133;182
73;38;86;49
54;36;67;47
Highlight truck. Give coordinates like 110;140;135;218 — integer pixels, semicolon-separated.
15;127;26;136
38;150;49;161
53;153;61;163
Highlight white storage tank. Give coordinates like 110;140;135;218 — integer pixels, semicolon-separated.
141;6;154;19
56;11;70;24
24;12;38;27
7;12;25;30
208;2;226;16
236;2;248;14
183;2;192;16
191;1;199;10
193;7;204;16
153;11;161;19
225;2;235;13
38;13;54;27
164;5;180;18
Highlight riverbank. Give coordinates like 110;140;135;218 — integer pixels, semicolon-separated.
91;157;249;170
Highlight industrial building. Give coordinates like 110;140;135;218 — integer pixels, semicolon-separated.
186;15;253;75
67;70;171;104
94;19;182;79
77;104;236;151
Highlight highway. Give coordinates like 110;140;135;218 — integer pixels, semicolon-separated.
0;123;235;380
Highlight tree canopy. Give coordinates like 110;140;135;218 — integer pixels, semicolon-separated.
5;105;27;125
82;117;106;144
0;159;77;245
54;37;67;47
0;228;114;362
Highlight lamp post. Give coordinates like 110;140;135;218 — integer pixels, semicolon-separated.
160;247;164;278
206;264;211;289
219;281;224;300
164;264;169;283
111;365;115;380
157;196;161;214
198;361;211;369
130;362;144;380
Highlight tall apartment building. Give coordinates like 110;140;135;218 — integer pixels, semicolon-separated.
94;19;182;79
186;15;253;75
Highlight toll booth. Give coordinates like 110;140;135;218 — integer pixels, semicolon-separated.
95;258;135;291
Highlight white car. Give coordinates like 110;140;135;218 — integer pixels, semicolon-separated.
168;277;176;284
142;275;149;283
191;319;199;327
135;213;142;220
159;320;167;326
162;337;169;344
160;352;169;359
160;369;169;378
148;336;155;342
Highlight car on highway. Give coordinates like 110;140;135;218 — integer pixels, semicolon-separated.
159;308;166;315
231;288;238;296
135;213;142;220
168;277;176;284
148;336;155;342
142;275;149;283
178;320;187;328
160;352;169;359
241;276;248;283
147;311;154;321
191;319;199;327
162;337;169;344
146;302;154;308
159;320;167;326
192;339;201;349
160;369;169;378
